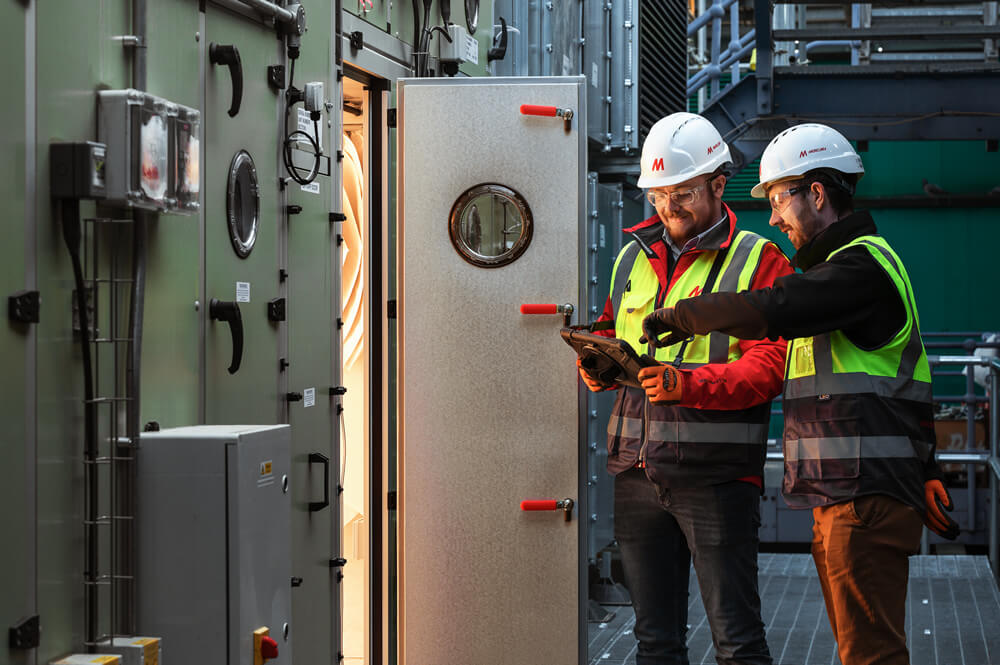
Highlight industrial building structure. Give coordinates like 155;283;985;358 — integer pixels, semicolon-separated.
3;1;1000;664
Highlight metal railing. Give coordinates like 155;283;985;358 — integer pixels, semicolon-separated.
686;2;999;110
687;0;754;101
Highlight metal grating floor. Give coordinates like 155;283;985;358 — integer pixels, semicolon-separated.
588;554;1000;665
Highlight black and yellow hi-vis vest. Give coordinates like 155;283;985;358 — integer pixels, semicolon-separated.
782;235;933;511
606;229;775;487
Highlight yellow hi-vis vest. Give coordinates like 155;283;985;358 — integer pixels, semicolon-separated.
610;230;769;365
782;235;933;510
605;229;775;485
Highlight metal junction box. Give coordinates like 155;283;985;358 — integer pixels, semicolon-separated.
98;89;200;213
136;425;291;665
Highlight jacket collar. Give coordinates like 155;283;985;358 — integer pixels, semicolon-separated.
792;210;878;270
624;203;739;258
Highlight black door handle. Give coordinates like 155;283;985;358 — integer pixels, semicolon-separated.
488;16;508;63
209;43;243;117
209;298;244;374
308;452;330;512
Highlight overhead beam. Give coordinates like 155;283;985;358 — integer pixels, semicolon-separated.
700;69;1000;174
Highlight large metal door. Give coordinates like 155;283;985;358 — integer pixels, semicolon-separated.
397;77;587;665
203;7;281;423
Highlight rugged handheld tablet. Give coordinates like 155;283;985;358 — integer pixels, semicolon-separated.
561;328;659;389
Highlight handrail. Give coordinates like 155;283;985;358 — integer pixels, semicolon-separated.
687;0;753;104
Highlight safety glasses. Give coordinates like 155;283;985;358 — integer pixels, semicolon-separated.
768;183;810;213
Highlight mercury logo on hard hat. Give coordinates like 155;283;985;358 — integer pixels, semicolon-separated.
799;147;828;159
707;141;722;155
652;158;665;171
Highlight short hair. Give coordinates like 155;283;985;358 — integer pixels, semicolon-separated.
802;168;856;217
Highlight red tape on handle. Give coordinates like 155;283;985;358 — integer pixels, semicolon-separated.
520;303;559;315
520;104;558;117
521;500;559;511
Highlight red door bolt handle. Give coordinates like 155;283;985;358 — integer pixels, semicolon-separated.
520;303;574;316
521;499;559;511
519;105;574;120
521;498;575;521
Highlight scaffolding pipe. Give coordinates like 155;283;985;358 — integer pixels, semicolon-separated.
687;0;736;36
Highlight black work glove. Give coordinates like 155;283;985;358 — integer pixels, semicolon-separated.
639;307;694;349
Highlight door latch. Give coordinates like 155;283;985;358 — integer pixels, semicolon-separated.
520;498;575;522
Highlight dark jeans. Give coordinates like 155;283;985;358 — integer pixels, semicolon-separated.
614;468;771;665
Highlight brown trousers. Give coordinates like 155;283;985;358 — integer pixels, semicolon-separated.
811;494;923;665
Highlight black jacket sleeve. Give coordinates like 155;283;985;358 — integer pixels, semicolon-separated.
741;246;906;348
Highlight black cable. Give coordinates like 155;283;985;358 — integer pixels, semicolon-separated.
412;0;422;75
430;25;453;43
419;0;433;76
281;54;321;186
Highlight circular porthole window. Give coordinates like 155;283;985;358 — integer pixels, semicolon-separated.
226;150;260;259
449;183;533;269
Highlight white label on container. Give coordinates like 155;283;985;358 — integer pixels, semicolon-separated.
599;224;606;248
300;182;320;194
304;387;316;408
236;281;250;303
297;108;322;150
463;34;479;65
592;62;599;88
562;54;572;76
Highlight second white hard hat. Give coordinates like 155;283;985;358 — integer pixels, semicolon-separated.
751;123;865;198
637;112;732;189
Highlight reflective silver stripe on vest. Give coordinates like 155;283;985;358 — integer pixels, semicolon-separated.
649;420;769;444
707;232;764;364
607;415;643;439
606;414;768;444
784;325;931;402
785;435;931;462
610;242;642;321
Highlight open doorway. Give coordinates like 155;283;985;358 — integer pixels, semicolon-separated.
340;68;387;665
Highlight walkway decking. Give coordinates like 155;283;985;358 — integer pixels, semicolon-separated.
588;554;1000;665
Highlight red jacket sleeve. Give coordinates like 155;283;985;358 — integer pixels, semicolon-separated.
680;243;793;410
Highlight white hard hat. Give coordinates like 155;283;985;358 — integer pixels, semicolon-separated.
751;123;865;198
637;112;732;189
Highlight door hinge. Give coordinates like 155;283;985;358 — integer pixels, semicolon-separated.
329;212;347;223
329;386;347;396
9;615;40;650
286;391;303;402
291;576;303;588
386;490;397;510
386;299;397;319
268;297;286;322
330;557;347;568
387;108;397;128
8;290;40;324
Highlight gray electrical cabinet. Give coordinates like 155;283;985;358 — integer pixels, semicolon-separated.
135;425;292;665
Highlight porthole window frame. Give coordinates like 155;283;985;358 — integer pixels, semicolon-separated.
448;182;534;269
226;149;260;259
